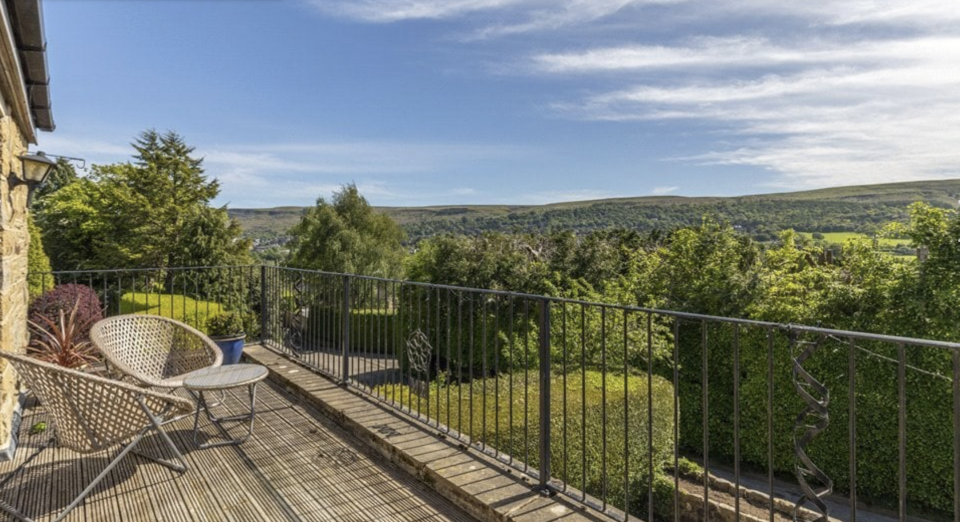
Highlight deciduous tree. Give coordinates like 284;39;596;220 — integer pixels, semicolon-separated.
287;184;405;278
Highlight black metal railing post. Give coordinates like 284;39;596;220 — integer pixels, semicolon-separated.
341;276;351;384
260;265;268;345
538;298;552;494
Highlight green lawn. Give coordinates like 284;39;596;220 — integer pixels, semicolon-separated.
799;231;912;248
118;292;224;332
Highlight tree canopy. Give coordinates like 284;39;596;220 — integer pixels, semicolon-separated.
405;204;958;342
287;184;405;277
31;157;79;212
35;130;250;270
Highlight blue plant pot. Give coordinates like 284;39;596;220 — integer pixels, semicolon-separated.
212;334;246;365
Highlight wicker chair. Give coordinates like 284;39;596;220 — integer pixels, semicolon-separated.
90;315;222;389
0;352;193;522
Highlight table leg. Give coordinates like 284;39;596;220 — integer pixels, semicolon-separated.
192;391;207;448
246;382;258;440
192;384;260;448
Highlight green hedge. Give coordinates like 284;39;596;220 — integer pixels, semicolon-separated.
303;300;529;378
375;370;679;520
306;294;674;381
302;305;398;353
119;292;225;332
27;217;53;298
299;293;954;515
675;323;955;515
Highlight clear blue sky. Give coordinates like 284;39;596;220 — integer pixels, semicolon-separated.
38;0;960;208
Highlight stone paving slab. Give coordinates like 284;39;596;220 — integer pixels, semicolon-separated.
245;344;617;522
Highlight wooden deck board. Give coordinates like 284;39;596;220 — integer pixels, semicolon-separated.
0;380;475;522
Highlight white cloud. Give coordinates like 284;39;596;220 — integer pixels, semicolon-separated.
306;0;523;22
203;140;527;206
203;140;526;184
308;0;960;38
218;180;399;209
307;0;680;37
36;135;130;157
34;134;527;206
305;0;960;190
544;34;960;188
465;0;672;39
530;36;950;74
651;186;678;195
34;134;132;173
739;0;960;27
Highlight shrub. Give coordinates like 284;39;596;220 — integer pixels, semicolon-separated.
627;472;677;522
373;370;677;520
118;292;223;331
29;284;102;343
27;217;53;298
304;289;674;385
306;300;534;379
675;324;956;516
28;299;100;368
241;312;260;339
303;305;398;354
206;311;245;337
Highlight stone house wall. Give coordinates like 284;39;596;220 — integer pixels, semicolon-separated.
0;88;30;455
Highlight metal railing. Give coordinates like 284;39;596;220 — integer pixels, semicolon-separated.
31;266;262;334
31;265;960;522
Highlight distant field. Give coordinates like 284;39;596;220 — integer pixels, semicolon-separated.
798;232;912;247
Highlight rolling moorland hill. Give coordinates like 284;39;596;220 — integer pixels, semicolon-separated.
229;179;960;243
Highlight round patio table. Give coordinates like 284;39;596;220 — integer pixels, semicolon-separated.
183;364;269;448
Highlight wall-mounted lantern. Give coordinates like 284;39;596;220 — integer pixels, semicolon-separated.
9;152;58;206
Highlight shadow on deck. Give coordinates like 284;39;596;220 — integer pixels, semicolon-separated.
0;378;474;521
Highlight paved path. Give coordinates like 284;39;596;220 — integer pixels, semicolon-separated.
708;466;923;522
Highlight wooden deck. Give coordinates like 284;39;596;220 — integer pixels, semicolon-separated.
0;379;475;521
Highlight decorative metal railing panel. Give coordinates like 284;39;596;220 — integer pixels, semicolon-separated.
284;272;306;353
791;333;833;522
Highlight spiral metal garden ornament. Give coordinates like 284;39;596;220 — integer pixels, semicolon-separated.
406;329;432;375
791;332;833;522
406;329;433;396
285;274;306;352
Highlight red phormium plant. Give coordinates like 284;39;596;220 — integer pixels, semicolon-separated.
28;299;101;369
29;283;103;344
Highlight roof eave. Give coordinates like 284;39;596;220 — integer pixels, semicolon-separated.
6;0;54;135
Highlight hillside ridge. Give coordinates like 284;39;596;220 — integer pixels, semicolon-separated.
231;178;960;241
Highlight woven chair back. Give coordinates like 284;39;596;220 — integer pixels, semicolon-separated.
90;315;221;387
0;352;193;453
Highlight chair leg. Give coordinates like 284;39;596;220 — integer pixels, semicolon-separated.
131;397;188;473
0;496;35;522
50;431;148;522
0;434;172;522
0;437;55;522
52;402;188;522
